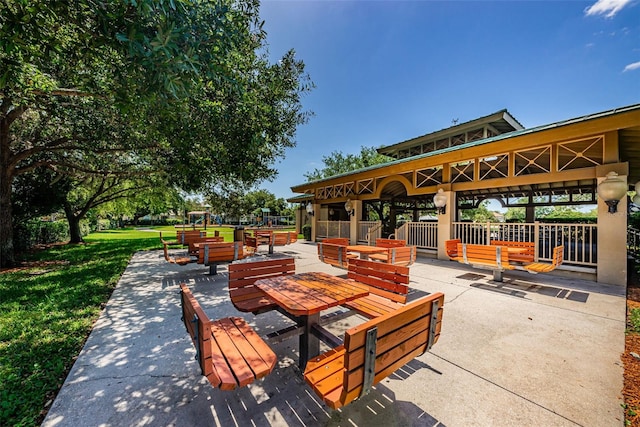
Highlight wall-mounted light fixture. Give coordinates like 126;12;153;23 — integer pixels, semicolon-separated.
597;171;628;214
306;202;314;216
433;189;447;215
344;199;355;217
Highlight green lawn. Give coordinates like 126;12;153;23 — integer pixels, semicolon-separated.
0;228;169;426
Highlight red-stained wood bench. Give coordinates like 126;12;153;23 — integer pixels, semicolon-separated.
188;236;225;256
490;240;535;263
197;242;246;275
524;245;564;274
273;232;296;246
343;258;410;318
228;257;295;314
179;284;277;390
162;242;194;265
317;242;356;269
176;230;206;247
304;292;445;409
368;238;417;266
322;238;350;246
456;242;515;282
445;239;461;260
244;235;259;256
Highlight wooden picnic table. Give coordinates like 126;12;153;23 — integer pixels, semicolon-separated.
346;245;389;260
254;272;369;370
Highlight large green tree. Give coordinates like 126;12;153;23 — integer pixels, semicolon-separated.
0;0;312;266
303;146;391;182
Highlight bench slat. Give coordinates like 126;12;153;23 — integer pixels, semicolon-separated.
343;293;402;318
304;346;346;396
524;245;564;274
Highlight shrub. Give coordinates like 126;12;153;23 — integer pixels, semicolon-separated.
14;219;70;251
302;224;312;240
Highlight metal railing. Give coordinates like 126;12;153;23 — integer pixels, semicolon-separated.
453;222;536;245
317;219;599;267
316;220;350;239
452;221;597;266
358;221;381;243
628;226;640;259
397;222;438;250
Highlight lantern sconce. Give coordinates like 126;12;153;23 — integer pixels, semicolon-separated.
596;171;628;214
344;199;355;217
433;189;447;215
305;202;314;216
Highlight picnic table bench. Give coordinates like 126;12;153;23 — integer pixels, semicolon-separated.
490;240;535;263
367;238;417;266
179;284;277;390
187;236;225;256
273;231;297;246
228;257;295;314
343;258;410;318
176;230;206;246
317;238;354;269
245;230;297;254
304;292;445;409
162;241;194;265
197;241;246;275
524;245;564;274
445;238;461;260
456;242;514;281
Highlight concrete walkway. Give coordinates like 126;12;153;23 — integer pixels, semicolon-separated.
42;241;626;427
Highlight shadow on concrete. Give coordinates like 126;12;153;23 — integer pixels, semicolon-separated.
470;278;590;303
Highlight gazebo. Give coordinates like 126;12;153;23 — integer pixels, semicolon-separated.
289;103;640;287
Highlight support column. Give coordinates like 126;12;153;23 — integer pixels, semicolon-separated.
596;165;627;286
310;203;318;242
525;206;535;223
436;190;455;260
349;200;362;244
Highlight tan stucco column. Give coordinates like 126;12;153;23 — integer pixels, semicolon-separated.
310;203;318;242
596;165;628;286
349;199;362;244
436;189;455;260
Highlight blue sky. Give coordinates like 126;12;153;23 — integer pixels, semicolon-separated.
256;0;640;201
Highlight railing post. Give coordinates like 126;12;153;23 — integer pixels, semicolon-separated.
349;200;361;245
534;221;540;262
486;222;491;245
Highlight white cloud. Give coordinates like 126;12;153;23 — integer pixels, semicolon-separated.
585;0;632;18
623;61;640;72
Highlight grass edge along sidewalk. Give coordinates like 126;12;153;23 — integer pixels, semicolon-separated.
0;228;164;426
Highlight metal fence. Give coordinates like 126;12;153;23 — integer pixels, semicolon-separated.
396;222;438;250
316;220;351;239
628;226;640;259
316;219;599;267
452;221;597;266
358;221;382;244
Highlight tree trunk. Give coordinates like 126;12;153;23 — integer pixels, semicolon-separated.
64;203;84;244
0;118;15;267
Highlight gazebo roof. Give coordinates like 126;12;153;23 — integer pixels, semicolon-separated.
291;103;640;193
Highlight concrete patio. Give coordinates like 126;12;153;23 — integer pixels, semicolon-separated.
42;241;626;427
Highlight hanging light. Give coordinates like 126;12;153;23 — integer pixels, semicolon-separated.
344;199;355;216
305;202;314;216
596;171;628;214
433;189;447;215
